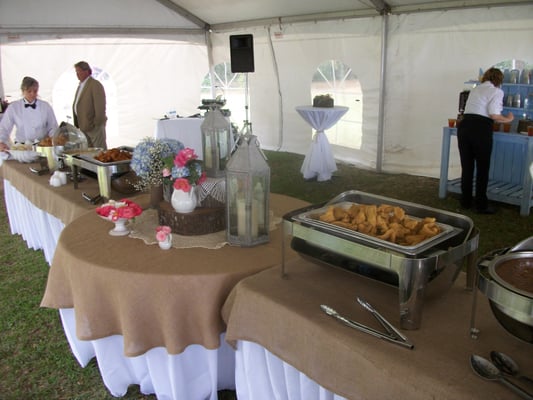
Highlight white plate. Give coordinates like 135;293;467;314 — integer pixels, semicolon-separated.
9;150;39;163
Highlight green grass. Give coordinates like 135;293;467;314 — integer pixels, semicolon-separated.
0;150;531;398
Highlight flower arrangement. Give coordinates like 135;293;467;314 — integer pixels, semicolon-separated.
95;199;143;221
155;225;172;242
162;147;206;192
130;137;184;191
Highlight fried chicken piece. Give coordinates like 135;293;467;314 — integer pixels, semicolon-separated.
319;206;337;223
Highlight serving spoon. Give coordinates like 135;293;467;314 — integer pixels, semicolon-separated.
490;351;533;385
470;355;533;400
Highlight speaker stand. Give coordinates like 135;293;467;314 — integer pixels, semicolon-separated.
240;73;253;135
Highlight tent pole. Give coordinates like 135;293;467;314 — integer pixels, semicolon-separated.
205;31;216;98
376;13;389;173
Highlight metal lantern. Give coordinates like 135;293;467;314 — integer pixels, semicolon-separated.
201;101;232;178
226;133;270;247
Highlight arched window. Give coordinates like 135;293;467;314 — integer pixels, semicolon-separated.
311;60;362;149
201;62;247;131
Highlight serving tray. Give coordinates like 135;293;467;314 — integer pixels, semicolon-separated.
291;201;461;256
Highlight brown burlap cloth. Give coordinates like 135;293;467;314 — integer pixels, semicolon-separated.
129;208;281;249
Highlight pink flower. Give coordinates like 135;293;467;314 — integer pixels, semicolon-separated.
156;231;168;242
173;178;191;192
156;226;171;242
95;204;115;217
174;148;197;168
95;199;143;221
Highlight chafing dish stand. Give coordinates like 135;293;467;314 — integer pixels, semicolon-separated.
282;190;479;331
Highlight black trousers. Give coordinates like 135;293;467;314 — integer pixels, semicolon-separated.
457;114;493;210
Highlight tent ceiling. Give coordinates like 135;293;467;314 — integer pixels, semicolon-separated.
0;0;531;35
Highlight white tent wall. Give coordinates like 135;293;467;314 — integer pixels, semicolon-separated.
0;35;208;148
210;19;383;169
209;4;533;178
383;6;533;178
0;2;532;178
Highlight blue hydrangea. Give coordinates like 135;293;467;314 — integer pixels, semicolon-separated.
130;137;184;190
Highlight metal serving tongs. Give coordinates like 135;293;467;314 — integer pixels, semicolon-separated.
320;303;414;350
356;297;414;349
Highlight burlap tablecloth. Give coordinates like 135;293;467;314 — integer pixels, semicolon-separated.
40;193;309;357
0;159;146;224
222;258;533;400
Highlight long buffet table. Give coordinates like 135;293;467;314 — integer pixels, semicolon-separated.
1;158;307;398
4;157;533;400
222;258;533;400
1;160;138;263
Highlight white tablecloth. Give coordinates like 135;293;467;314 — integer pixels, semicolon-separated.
296;106;349;181
154;118;204;159
3;177;235;399
234;341;346;400
3;179;64;264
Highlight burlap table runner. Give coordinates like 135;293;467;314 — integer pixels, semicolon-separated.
129;208;281;250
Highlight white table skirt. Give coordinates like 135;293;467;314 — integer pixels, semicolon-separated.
235;341;346;400
154;118;204;159
60;309;235;399
4;179;64;265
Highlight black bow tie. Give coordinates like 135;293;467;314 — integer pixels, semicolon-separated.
25;103;36;109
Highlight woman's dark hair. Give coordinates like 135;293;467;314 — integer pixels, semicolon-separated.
481;67;504;87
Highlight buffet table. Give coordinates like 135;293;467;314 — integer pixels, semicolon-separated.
1;159;135;263
40;193;308;399
296;105;348;181
222;258;533;400
154;117;204;159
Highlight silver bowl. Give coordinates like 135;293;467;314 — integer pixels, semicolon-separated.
477;241;533;343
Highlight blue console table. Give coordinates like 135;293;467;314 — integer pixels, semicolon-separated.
439;127;533;216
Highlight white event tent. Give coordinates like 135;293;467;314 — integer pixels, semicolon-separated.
1;0;532;179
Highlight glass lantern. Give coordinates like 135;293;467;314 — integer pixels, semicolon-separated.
201;101;232;178
226;133;270;247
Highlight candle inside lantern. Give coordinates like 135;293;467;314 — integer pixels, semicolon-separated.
237;197;246;236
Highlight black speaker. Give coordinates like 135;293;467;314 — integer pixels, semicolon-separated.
230;34;255;73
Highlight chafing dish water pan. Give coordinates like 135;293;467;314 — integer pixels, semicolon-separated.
283;190;478;330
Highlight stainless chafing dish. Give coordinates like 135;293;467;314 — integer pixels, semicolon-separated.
69;147;133;202
282;190;478;330
472;237;533;343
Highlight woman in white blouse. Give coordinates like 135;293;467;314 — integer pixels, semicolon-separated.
0;76;58;151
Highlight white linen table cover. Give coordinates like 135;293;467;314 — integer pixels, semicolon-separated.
154;117;204;159
235;340;346;400
295;106;349;182
3;179;63;264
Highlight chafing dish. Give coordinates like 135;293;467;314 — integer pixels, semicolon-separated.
282;190;478;330
69;147;133;201
472;237;533;343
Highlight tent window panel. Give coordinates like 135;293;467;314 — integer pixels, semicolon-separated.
311;59;362;150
